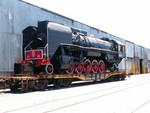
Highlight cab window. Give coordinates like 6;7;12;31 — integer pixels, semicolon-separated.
118;45;125;58
119;45;124;52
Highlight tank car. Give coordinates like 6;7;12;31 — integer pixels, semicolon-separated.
22;21;125;74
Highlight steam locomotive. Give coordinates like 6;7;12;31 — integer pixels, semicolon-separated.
22;21;125;74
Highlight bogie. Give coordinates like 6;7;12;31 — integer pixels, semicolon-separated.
53;79;72;88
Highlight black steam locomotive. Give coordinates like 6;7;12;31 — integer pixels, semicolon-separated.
22;21;125;74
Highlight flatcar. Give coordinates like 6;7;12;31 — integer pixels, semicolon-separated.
22;21;125;75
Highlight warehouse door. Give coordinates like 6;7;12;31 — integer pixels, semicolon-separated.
140;59;143;74
134;57;140;74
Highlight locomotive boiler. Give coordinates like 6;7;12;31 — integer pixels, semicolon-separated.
22;21;125;75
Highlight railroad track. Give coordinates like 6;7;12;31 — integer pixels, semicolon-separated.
131;100;150;113
2;76;150;113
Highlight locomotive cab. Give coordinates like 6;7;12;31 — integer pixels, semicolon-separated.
22;21;73;74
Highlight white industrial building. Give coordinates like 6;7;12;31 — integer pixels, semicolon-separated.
0;0;150;76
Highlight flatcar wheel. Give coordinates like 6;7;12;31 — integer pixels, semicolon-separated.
28;81;36;91
62;79;72;87
120;75;126;80
45;64;54;74
84;59;92;73
66;65;74;74
53;79;63;88
92;60;99;73
37;80;48;91
107;76;114;82
75;64;84;74
9;83;19;92
99;60;105;73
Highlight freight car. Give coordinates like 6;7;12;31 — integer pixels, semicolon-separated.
22;21;125;75
1;21;127;92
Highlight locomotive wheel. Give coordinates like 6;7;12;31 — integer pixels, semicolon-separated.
45;64;54;74
92;60;99;73
99;60;105;73
84;59;92;73
75;64;84;74
66;65;74;74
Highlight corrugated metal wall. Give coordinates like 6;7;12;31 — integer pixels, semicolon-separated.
126;41;134;58
124;40;150;74
126;58;133;74
0;32;22;72
0;0;150;75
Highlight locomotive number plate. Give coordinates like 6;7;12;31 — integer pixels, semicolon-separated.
25;49;43;60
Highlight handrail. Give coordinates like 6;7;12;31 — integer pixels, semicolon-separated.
24;40;33;51
37;43;48;59
24;41;48;59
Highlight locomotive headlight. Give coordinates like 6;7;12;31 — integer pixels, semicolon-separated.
37;37;42;41
37;33;46;42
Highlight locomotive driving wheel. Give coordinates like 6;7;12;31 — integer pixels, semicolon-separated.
75;64;84;74
84;59;92;73
92;60;99;73
99;60;105;73
66;65;74;74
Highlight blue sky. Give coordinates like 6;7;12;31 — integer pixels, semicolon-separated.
23;0;149;48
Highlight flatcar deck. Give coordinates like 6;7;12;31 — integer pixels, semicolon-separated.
0;71;128;92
